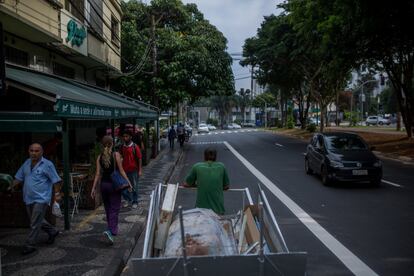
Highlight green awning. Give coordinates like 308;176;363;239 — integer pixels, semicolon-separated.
0;112;62;132
6;66;157;120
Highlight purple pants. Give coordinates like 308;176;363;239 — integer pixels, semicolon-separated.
100;180;121;235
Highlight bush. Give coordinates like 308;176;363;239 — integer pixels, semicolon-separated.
306;123;317;133
206;118;218;126
233;119;242;125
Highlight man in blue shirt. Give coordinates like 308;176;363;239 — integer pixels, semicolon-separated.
13;143;61;255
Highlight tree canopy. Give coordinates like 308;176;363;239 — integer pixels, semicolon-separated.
241;0;414;136
120;0;234;111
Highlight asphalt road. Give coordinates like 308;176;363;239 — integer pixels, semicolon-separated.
170;129;414;276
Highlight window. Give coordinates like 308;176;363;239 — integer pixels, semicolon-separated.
53;62;75;79
111;15;120;47
5;46;29;67
65;0;85;23
88;0;103;38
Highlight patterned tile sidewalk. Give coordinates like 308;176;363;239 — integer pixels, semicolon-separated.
0;144;182;276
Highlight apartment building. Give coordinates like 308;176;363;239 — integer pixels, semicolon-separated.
0;0;122;88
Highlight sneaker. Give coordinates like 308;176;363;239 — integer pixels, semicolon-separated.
46;231;59;244
132;203;138;209
122;201;129;208
103;230;114;245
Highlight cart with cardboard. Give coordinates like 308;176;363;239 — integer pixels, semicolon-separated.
126;183;307;276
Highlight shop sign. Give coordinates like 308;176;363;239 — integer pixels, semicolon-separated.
56;100;141;119
60;10;88;56
66;20;86;47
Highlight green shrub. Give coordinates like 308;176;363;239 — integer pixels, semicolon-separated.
206;118;218;126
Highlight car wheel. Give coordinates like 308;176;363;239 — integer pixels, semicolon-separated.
305;158;313;175
379;121;383;125
321;165;331;186
366;123;369;126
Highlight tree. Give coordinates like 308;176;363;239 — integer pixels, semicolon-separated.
120;0;234;110
209;95;237;127
300;0;414;137
234;88;251;123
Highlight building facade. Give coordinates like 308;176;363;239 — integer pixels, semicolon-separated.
0;0;122;89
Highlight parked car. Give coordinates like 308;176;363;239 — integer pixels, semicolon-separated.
229;123;242;129
304;132;382;186
366;116;391;126
308;117;320;125
241;122;255;127
207;124;217;131
197;123;210;133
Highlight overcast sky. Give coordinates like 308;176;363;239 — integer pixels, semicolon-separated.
180;0;282;91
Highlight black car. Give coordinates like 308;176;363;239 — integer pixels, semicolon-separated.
305;132;382;186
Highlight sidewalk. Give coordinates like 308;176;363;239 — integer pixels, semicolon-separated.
0;142;182;276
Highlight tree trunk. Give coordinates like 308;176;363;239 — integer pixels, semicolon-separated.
319;103;326;133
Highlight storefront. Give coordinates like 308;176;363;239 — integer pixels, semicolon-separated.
0;64;158;230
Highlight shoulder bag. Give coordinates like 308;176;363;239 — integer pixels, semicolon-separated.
110;154;129;191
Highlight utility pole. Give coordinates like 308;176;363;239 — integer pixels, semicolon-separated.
151;15;159;108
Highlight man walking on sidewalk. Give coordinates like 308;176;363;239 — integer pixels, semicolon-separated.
12;143;61;255
121;130;142;209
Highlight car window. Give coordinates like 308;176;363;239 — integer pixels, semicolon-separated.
325;136;368;151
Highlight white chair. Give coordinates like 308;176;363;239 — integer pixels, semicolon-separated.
70;173;85;219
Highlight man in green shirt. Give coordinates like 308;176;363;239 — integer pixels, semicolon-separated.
184;148;230;214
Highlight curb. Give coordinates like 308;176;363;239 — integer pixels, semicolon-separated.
107;147;184;276
103;220;145;276
163;149;184;184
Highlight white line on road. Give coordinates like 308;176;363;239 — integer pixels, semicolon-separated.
382;179;403;188
223;141;378;276
275;143;284;147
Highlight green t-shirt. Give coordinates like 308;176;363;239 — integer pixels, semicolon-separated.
185;161;230;214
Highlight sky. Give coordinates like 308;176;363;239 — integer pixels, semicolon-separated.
179;0;282;91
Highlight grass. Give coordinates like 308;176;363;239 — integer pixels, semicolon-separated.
268;126;414;160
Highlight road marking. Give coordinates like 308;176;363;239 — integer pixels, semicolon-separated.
275;143;284;147
382;179;403;188
191;141;224;145
302;152;307;156
223;141;378;276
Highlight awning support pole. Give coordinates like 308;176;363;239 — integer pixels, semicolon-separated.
62;119;70;230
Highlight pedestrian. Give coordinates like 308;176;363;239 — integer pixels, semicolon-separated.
120;130;142;209
12;143;61;255
177;122;185;147
168;125;177;149
90;136;131;244
183;147;230;215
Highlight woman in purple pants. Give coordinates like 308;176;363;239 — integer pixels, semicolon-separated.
91;136;131;244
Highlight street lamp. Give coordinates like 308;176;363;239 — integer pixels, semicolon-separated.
352;79;379;125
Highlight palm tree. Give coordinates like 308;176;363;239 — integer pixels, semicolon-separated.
209;95;237;127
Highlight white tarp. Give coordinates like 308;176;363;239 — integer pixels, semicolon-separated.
164;208;237;257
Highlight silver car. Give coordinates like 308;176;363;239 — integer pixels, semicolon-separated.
198;123;210;133
366;116;390;126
